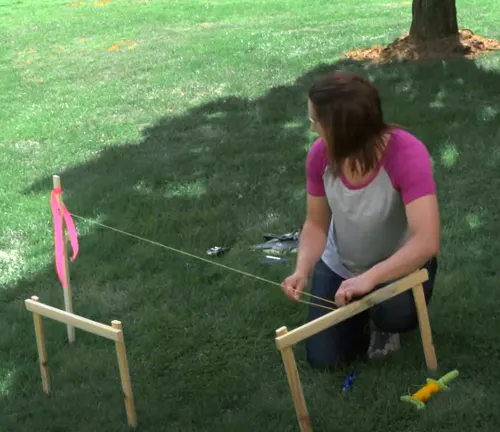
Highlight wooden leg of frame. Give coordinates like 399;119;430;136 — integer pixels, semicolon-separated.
412;283;438;371
276;327;312;432
31;296;50;394
112;321;137;428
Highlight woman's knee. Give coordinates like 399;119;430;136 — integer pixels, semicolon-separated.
371;257;438;333
306;260;384;368
307;259;344;321
309;260;344;299
306;312;370;369
371;300;419;333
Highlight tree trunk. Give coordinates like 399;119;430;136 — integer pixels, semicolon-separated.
409;0;458;43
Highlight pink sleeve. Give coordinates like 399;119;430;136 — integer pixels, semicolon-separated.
306;138;327;196
385;130;436;205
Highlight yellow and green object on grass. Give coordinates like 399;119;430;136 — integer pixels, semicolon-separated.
400;369;459;409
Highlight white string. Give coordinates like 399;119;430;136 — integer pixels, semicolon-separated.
70;213;338;309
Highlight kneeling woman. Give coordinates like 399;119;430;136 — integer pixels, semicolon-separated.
281;72;440;369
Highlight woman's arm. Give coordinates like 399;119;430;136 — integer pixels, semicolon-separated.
367;131;440;285
335;132;440;306
365;194;440;286
295;194;331;278
297;138;331;277
335;193;440;306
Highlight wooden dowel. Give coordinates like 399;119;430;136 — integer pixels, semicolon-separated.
112;321;137;428
25;299;122;342
31;296;50;394
276;327;312;432
276;269;429;350
53;174;75;344
412;283;438;371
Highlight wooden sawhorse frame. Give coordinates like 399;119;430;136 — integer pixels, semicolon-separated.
275;268;436;432
25;296;137;428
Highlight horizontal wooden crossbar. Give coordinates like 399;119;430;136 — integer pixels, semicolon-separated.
275;269;429;351
25;299;123;342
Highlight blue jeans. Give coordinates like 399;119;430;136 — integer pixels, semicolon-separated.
305;258;438;370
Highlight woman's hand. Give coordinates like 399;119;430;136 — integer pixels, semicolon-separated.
281;271;308;301
335;272;376;307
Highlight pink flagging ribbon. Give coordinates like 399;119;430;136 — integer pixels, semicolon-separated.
50;187;79;288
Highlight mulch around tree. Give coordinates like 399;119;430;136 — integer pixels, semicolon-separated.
345;29;500;63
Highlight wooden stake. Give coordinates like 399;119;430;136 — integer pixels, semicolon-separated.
112;321;137;428
276;327;312;432
31;296;50;394
412;283;438;371
53;174;75;343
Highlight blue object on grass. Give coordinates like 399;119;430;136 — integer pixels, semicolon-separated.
342;372;356;391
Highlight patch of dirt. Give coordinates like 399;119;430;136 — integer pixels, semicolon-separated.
345;29;500;63
199;22;217;29
382;1;411;6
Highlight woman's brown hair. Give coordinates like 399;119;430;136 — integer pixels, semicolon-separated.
308;72;391;176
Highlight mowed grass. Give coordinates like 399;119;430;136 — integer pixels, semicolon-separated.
1;0;500;430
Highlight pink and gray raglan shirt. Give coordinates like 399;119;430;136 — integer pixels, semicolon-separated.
306;128;436;279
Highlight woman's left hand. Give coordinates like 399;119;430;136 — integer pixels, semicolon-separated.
335;272;376;307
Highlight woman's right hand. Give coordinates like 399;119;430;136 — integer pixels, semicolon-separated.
281;270;308;301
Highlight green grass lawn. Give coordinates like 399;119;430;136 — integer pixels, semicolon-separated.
1;0;500;430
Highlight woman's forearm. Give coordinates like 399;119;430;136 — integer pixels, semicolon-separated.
366;234;439;287
295;220;328;277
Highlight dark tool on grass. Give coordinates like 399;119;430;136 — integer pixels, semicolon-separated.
262;230;300;241
252;230;299;254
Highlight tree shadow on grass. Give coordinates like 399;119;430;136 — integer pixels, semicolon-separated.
1;53;500;432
